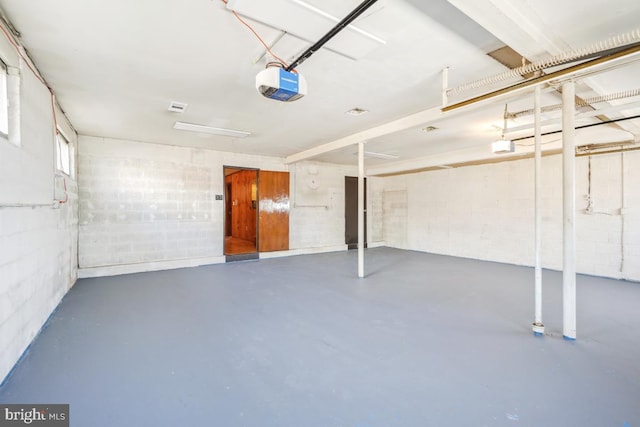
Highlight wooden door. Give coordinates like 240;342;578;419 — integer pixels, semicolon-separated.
225;170;257;242
225;182;232;236
231;170;257;242
345;176;366;250
258;171;290;252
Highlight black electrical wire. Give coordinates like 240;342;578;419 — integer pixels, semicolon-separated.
285;0;378;71
512;114;640;142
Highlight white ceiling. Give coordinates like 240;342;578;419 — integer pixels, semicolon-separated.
1;0;639;172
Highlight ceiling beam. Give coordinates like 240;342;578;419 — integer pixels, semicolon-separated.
505;100;640;134
445;0;568;58
442;44;640;112
446;0;639;138
365;142;564;177
285;92;514;164
286;35;640;166
372;148;565;177
285;106;442;164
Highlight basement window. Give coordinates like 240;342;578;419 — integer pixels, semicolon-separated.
56;130;72;176
0;60;9;138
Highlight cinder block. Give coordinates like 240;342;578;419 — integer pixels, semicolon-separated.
373;154;640;280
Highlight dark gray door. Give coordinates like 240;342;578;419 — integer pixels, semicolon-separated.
345;176;366;250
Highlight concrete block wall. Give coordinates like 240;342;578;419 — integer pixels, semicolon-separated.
0;33;78;383
78;142;218;268
78;137;356;275
622;152;640;280
372;151;640;281
0;189;78;383
368;177;384;245
368;176;409;249
290;161;357;250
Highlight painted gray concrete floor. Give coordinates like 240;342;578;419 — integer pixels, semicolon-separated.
1;247;639;427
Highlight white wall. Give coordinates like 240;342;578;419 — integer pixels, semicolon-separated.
289;161;357;250
620;151;640;280
0;36;78;383
77;136;357;276
370;151;640;281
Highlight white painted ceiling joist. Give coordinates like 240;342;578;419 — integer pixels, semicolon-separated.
286;46;640;165
2;0;639;167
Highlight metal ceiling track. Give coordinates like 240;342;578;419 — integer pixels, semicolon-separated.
442;43;640;112
285;32;640;168
510;114;640;142
285;0;378;71
506;88;640;119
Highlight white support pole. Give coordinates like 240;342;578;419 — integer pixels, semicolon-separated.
533;85;544;336
562;81;577;340
358;141;365;279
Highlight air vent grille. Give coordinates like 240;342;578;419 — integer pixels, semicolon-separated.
168;101;188;113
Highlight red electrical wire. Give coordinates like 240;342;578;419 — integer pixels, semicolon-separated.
0;22;67;204
220;0;295;71
0;23;59;135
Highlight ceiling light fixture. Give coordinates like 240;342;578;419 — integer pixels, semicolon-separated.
492;104;514;153
422;125;438;132
173;122;251;138
491;139;515;153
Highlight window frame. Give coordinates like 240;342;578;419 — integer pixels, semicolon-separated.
0;59;9;139
55;129;72;177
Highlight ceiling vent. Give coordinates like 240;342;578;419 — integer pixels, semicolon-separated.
168;101;188;113
346;107;369;116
